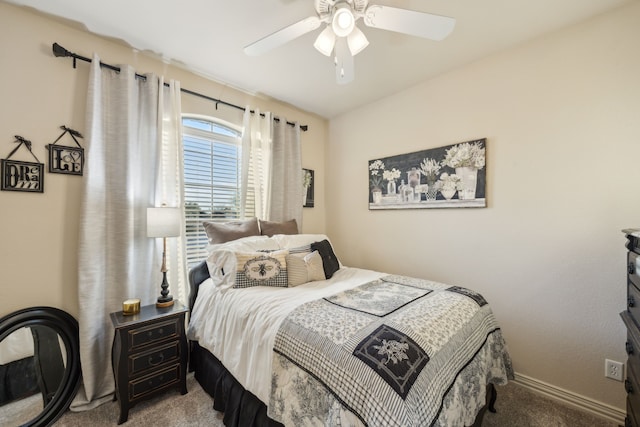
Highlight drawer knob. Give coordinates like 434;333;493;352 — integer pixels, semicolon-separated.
159;328;164;334
625;378;633;393
630;263;636;275
148;353;165;367
627;341;634;355
629;296;636;308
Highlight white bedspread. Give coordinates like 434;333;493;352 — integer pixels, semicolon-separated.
187;267;385;403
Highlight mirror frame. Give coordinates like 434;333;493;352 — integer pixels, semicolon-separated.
0;307;81;427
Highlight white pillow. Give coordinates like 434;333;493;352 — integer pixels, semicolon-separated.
273;234;343;268
272;234;330;250
205;249;238;290
207;235;280;254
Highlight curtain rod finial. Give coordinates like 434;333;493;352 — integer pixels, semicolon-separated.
52;43;70;58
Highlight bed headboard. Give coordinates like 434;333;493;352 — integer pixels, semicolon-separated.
188;260;210;313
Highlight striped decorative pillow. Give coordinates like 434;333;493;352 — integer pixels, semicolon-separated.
286;250;325;286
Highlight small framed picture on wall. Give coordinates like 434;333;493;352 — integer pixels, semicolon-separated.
303;168;314;208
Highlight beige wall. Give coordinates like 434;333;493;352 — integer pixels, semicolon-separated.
326;2;640;410
0;2;328;318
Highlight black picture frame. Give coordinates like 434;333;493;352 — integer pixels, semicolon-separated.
47;145;84;176
1;159;45;193
303;168;314;208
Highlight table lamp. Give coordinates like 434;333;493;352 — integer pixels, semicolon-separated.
147;206;181;307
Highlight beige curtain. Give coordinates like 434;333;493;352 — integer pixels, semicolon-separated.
269;117;302;225
73;57;183;410
155;77;188;304
240;109;302;225
241;108;272;220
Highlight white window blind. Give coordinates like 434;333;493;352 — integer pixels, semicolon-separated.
182;116;256;267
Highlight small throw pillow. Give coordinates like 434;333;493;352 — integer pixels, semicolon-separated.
305;251;326;282
286;250;325;286
259;219;298;237
310;239;340;279
233;249;289;289
203;218;260;244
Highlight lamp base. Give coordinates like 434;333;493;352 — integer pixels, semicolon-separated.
156;298;174;308
157;269;174;308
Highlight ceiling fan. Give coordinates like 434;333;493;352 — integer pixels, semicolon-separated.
244;0;456;84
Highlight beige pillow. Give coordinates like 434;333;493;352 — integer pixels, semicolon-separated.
203;218;260;244
259;219;298;237
286;250;325;286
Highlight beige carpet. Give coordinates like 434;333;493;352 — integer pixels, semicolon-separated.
54;374;619;426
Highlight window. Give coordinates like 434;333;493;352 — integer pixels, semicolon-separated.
182;116;251;267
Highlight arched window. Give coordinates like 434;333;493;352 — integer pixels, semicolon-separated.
182;115;250;266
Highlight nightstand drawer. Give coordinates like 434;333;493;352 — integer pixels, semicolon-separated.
628;280;640;327
129;341;179;376
628;361;640;414
129;364;180;400
128;318;179;351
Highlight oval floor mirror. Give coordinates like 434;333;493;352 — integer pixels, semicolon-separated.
0;307;81;427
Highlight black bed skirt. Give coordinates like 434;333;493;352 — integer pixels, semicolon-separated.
189;341;284;427
189;341;495;427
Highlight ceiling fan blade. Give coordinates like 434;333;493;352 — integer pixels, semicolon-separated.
334;37;354;84
244;16;321;56
363;5;455;41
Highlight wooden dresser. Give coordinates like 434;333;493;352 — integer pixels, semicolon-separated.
110;301;188;424
622;229;640;427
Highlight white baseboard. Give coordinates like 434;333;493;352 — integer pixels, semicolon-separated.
513;372;625;425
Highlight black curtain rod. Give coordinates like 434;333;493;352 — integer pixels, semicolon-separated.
51;43;308;132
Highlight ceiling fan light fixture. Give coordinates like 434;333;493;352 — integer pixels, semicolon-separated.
347;26;369;56
332;6;355;37
313;25;336;56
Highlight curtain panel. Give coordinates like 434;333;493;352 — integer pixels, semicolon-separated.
269;118;302;226
241;108;302;226
73;57;184;410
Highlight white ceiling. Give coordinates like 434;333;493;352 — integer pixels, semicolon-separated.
6;0;632;118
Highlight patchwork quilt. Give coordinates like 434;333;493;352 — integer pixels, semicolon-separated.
268;275;514;427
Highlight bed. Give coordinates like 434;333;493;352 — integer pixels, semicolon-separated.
186;232;513;427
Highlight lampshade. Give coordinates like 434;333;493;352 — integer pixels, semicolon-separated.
147;207;181;238
347;26;369;56
313;25;336;56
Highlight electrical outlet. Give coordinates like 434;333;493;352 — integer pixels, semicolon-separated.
605;359;624;381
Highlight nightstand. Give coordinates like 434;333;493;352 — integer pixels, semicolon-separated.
110;301;188;424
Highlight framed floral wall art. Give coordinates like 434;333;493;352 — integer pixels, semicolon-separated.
368;138;486;210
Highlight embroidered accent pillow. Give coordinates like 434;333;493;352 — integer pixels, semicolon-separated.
286;250;326;286
233;250;289;289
